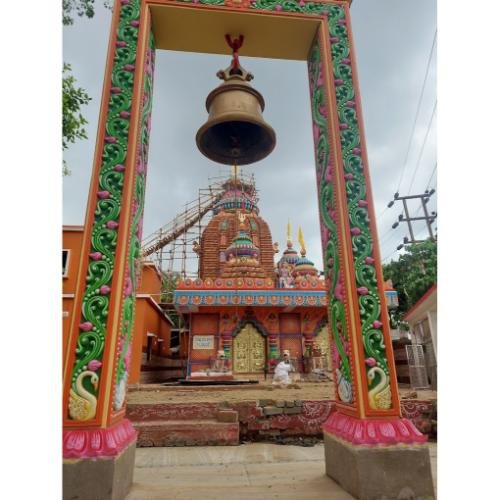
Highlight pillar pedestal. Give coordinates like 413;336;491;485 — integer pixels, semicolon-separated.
323;413;435;500
63;419;137;500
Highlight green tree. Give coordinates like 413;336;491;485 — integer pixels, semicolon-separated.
63;0;111;26
63;1;111;174
62;64;91;175
160;271;181;304
383;239;437;320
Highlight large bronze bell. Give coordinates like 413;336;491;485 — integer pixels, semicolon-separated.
196;51;276;166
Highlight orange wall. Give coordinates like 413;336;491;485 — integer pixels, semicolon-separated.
62;226;84;295
129;297;172;384
62;226;84;363
62;297;74;358
137;262;163;299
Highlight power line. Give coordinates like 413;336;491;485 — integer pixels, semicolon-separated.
379;221;403;245
406;100;437;194
376;29;436;224
425;163;437;191
382;247;400;263
395;29;437;194
376;205;391;222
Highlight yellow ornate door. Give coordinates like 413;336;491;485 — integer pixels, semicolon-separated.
233;324;265;373
315;325;333;371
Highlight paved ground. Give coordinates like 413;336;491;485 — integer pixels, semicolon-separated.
125;441;437;500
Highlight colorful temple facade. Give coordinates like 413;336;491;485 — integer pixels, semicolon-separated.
63;181;400;383
173;177;332;378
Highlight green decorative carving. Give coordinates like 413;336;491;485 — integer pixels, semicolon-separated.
69;0;142;418
113;29;156;411
328;6;390;392
307;36;354;406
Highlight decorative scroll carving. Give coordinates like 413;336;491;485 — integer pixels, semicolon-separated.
113;27;156;412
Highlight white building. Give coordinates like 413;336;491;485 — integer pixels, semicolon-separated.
403;284;437;390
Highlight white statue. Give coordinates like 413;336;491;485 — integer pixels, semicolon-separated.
273;361;292;385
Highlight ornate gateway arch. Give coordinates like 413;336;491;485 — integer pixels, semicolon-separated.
62;1;434;499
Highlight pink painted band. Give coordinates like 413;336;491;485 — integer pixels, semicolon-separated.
323;411;427;446
63;418;137;458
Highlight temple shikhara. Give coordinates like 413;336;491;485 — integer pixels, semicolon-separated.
173;174;332;379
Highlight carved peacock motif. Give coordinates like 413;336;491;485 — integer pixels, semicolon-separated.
69;370;99;421
367;366;392;410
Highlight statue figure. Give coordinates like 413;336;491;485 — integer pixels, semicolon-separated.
272;350;292;385
273;360;292;385
213;350;227;372
278;262;293;289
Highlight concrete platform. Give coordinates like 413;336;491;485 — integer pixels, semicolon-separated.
64;439;136;500
324;433;435;499
125;441;437;499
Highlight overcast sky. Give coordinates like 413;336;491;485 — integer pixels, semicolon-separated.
63;0;437;273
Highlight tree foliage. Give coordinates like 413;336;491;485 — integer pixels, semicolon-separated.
160;271;181;304
62;64;91;174
63;0;111;26
382;239;437;320
63;1;111;174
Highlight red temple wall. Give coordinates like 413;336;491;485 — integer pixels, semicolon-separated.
186;307;328;373
190;314;220;370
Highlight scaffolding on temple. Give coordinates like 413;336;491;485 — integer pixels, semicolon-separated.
140;172;257;279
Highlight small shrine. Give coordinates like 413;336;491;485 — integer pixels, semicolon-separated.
173;174;332;380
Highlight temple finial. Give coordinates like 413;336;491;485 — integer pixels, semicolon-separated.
298;226;306;256
286;220;292;248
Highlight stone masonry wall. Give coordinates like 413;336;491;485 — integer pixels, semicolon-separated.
126;398;436;446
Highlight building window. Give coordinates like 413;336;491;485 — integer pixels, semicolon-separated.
63;249;70;277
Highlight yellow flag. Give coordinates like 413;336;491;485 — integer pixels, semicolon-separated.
298;227;306;253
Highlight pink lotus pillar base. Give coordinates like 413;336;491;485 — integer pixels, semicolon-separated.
323;411;427;446
63;418;138;459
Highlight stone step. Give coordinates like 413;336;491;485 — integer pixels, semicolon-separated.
133;419;240;447
127;403;220;422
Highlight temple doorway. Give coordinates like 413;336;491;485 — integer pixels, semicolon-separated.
314;324;333;372
233;323;265;374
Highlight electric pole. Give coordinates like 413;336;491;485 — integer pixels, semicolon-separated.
387;189;437;250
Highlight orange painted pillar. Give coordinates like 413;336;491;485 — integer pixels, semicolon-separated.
305;6;425;445
301;4;433;496
62;0;154;467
